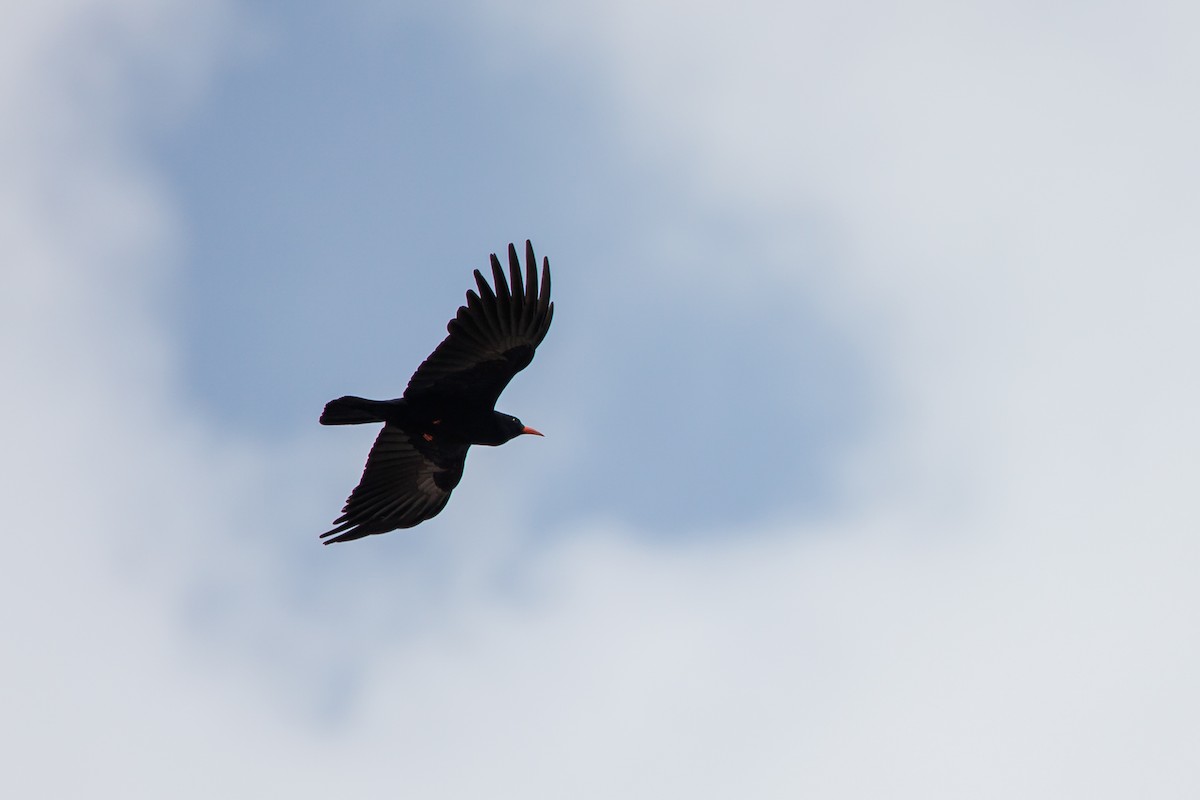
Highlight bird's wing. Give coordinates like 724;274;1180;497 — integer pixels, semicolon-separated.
320;424;469;544
404;240;553;413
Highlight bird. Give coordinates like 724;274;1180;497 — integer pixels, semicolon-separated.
318;240;554;544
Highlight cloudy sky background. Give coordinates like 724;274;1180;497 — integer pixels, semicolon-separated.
4;1;1198;796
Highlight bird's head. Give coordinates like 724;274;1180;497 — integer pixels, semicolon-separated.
494;412;543;445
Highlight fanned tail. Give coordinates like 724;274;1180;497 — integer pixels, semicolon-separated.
319;396;392;425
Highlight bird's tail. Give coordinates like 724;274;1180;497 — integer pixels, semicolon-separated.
319;396;393;425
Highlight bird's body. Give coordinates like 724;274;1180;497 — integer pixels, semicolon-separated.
321;396;531;446
319;241;553;544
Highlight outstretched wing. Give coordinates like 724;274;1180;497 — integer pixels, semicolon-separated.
404;240;553;413
321;425;470;544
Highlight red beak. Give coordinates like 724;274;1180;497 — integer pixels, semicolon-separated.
521;425;544;437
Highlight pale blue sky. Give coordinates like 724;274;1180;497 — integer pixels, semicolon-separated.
159;3;869;535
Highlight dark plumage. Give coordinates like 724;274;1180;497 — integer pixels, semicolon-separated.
319;240;554;544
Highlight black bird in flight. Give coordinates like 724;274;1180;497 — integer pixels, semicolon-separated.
319;240;554;544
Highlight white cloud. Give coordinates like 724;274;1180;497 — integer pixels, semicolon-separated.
3;1;1199;798
472;3;1200;795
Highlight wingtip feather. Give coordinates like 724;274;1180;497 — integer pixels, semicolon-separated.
508;242;525;302
524;246;538;309
491;253;511;304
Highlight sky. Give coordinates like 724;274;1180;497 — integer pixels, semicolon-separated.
3;1;1199;797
